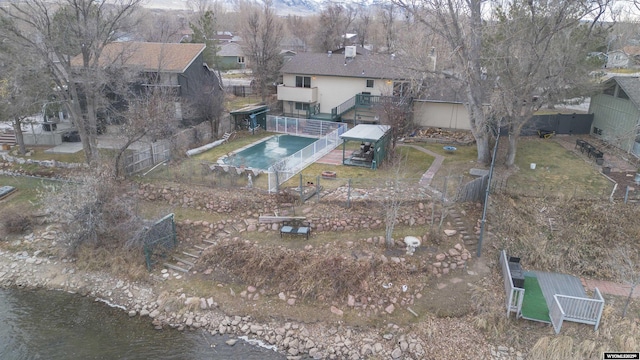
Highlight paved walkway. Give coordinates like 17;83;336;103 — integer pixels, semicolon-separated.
582;278;640;298
398;144;445;187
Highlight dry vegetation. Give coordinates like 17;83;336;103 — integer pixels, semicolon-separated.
198;239;420;302
491;194;640;280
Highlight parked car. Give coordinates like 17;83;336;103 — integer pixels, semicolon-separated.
62;130;81;142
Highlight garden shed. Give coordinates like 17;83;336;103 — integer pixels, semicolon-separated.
339;124;391;169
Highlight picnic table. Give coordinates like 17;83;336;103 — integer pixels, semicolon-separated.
576;139;605;164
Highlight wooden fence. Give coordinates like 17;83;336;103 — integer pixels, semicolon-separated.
456;174;488;203
123;140;171;176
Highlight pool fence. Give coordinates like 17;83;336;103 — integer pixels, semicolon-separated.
266;116;347;193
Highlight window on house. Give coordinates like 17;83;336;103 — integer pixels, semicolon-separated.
238;56;245;64
295;76;311;88
295;102;310;110
617;88;629;100
366;79;374;88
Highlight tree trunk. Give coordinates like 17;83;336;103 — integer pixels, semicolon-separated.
505;133;518;167
12;119;26;155
475;132;490;164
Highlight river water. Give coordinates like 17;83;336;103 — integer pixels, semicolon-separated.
0;288;285;360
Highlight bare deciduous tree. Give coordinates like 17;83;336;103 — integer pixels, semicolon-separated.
314;2;358;52
40;167;146;254
0;40;48;155
0;0;143;165
382;153;408;248
354;5;372;48
239;0;283;101
485;0;610;166
378;3;397;54
375;92;414;153
285;15;314;52
393;0;491;164
113;88;179;178
136;8;183;43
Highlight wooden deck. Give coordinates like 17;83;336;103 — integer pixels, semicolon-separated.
528;271;586;311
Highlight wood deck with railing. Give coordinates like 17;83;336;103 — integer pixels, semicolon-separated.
500;250;604;334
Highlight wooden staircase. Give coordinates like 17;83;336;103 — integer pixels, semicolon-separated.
0;130;17;146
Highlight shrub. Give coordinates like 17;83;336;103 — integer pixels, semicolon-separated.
0;206;33;235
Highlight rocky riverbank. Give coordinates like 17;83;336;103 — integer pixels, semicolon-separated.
0;224;515;360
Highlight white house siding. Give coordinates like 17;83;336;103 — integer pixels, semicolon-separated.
282;74;394;114
412;100;471;130
606;51;631;68
589;93;640;154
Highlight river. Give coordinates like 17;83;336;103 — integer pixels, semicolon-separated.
0;288;285;360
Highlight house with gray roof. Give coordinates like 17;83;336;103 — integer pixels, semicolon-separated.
277;48;417;122
218;42;246;70
588;76;640;157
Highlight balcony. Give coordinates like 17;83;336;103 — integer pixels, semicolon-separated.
277;85;318;103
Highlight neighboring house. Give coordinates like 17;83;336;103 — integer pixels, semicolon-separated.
280;36;307;53
218;42;246;70
279;50;297;63
71;41;221;121
589;76;640;157
606;46;640;68
277;47;416;122
214;31;234;43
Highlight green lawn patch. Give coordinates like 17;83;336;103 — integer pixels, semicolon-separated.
0;175;59;205
521;275;551;322
506;138;612;198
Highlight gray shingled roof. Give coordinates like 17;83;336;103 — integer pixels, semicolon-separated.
218;42;243;57
280;52;416;80
611;76;640;109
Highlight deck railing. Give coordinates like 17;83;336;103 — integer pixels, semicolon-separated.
500;250;524;318
331;96;356;120
550;288;604;334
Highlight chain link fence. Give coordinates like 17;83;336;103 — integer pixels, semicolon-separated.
143;213;177;271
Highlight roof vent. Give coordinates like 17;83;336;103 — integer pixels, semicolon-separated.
345;46;356;59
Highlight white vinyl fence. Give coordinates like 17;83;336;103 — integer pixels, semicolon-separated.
500;250;525;318
266;116;347;193
550;289;604;334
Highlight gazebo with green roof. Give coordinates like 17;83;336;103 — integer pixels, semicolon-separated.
339;124;391;169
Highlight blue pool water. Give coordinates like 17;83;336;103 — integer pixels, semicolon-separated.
223;135;316;170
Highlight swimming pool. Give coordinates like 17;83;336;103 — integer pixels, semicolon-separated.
222;135;317;170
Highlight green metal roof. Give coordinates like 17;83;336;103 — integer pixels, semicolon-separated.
230;104;268;115
340;124;391;141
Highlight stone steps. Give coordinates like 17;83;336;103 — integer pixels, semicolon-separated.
172;256;195;267
182;251;200;258
163;263;190;273
449;209;479;247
